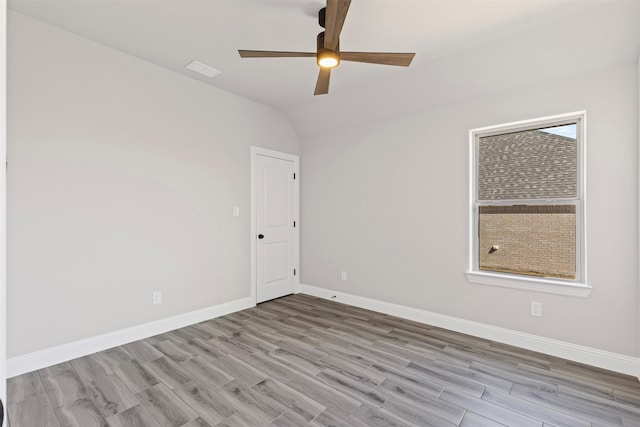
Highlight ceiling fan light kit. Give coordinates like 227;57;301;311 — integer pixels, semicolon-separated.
316;32;340;68
317;51;340;68
238;0;415;95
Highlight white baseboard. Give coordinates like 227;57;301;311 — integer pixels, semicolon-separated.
9;286;639;379
7;296;255;378
298;284;640;378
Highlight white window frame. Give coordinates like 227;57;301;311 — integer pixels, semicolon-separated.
466;111;591;297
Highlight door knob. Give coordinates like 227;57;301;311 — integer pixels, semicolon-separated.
258;234;264;239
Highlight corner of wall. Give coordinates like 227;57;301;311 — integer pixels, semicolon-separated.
637;42;640;379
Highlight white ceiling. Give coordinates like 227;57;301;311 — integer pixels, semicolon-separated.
8;0;640;137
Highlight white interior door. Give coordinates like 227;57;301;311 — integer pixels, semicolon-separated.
253;150;298;303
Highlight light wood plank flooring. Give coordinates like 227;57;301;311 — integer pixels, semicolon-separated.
7;294;640;426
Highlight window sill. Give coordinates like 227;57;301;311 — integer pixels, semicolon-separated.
465;271;591;298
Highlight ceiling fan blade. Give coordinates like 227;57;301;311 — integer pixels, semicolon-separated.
238;50;315;58
314;68;331;95
340;52;415;66
324;0;351;51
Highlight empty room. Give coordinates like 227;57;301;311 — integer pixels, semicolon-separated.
2;0;640;426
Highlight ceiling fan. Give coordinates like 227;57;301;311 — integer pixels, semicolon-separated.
238;0;415;95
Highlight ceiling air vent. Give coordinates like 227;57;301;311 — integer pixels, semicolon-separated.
185;60;221;78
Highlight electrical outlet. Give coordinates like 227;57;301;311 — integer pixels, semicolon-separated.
152;291;162;305
530;301;542;317
341;271;347;281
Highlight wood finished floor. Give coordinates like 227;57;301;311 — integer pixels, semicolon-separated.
7;294;640;427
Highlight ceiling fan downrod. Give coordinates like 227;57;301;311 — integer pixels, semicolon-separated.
319;7;326;28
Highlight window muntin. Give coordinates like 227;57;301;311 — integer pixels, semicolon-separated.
470;114;584;286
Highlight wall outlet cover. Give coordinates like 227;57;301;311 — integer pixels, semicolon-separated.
152;291;162;305
530;301;542;317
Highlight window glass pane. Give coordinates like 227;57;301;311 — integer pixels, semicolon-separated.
478;124;577;200
478;205;576;279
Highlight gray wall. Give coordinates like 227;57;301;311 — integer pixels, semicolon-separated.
301;64;639;357
6;6;640;363
7;12;300;357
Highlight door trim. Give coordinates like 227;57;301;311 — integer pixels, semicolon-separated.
250;147;299;304
1;0;7;419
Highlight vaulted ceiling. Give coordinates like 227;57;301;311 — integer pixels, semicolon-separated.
8;0;640;137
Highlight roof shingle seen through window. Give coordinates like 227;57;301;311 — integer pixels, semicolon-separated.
478;128;577;200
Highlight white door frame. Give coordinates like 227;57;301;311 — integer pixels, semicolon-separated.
1;0;7;421
250;147;299;304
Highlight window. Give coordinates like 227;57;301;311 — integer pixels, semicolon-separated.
467;112;589;297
